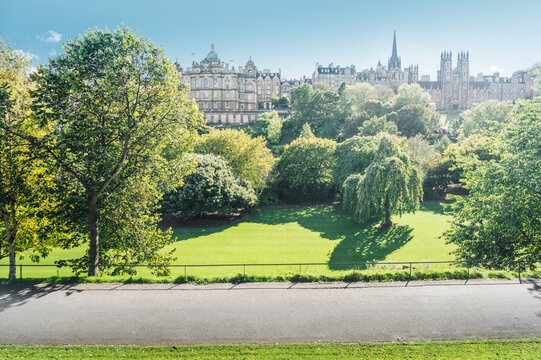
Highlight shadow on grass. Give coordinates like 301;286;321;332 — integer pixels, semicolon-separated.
249;205;414;270
419;202;453;215
170;222;239;242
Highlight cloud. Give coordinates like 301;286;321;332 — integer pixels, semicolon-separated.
48;49;57;57
14;49;38;62
37;30;62;43
489;65;504;74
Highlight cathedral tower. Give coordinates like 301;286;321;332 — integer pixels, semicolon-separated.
457;51;470;109
440;51;453;110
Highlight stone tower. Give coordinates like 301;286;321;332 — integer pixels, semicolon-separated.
439;51;453;110
457;51;470;109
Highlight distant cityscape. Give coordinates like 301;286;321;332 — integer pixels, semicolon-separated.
179;32;538;125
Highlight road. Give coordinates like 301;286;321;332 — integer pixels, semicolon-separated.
0;279;540;344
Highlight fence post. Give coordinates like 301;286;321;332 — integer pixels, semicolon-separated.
299;264;302;274
184;265;187;281
19;264;22;280
518;261;521;284
409;262;412;281
467;261;470;281
243;264;246;276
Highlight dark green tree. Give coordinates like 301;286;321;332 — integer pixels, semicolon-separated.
332;135;378;188
161;153;256;217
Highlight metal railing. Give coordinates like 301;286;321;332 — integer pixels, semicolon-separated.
1;259;538;283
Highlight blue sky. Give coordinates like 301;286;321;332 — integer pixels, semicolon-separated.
1;0;540;79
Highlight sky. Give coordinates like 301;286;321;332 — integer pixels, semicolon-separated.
1;0;540;80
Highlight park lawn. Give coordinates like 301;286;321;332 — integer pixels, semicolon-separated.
0;204;455;280
1;339;540;359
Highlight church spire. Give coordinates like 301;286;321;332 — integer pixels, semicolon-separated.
392;30;397;59
388;30;401;70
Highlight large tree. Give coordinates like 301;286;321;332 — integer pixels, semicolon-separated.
332;135;378;188
353;135;422;227
30;28;203;276
272;136;337;202
445;99;541;268
459;100;514;138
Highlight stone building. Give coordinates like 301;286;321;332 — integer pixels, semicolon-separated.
419;51;534;110
182;45;291;124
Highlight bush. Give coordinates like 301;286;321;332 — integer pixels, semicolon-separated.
161;153;256;216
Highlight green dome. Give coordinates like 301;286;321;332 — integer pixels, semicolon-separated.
202;44;219;63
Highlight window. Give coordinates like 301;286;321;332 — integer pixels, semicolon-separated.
213;102;217;109
195;78;200;88
247;83;253;91
204;78;209;87
195;91;199;99
204;91;209;99
204;102;208;109
213;78;218;87
213;91;217;98
225;102;229;109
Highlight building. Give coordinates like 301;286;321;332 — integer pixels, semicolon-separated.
182;45;298;125
419;51;534;110
313;31;418;91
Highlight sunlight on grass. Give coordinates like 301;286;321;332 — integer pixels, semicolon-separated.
0;204;455;279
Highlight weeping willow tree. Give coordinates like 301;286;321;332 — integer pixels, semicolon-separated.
353;135;422;227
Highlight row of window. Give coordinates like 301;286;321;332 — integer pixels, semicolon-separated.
199;101;254;110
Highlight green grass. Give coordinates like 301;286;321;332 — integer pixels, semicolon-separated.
1;340;540;359
0;204;457;281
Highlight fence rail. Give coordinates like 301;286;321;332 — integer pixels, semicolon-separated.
1;259;538;283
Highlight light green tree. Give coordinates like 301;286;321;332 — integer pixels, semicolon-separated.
30;28;203;276
460;100;514;138
195;129;274;193
354;135;423;227
445;99;541;268
393;84;435;111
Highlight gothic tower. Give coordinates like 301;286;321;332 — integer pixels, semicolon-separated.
388;30;401;70
457;51;470;109
440;51;453;110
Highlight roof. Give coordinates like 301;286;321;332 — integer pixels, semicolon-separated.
202;44;220;63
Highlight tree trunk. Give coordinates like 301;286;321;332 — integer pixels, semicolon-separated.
88;196;99;276
383;193;392;228
3;210;16;280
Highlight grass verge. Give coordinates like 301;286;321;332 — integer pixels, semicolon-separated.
1;268;539;285
1;339;540;359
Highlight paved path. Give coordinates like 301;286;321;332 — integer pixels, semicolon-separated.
0;279;540;344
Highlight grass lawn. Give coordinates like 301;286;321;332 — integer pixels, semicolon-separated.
0;203;455;280
1;340;540;359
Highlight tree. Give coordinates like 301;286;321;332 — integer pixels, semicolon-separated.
445;99;541;268
459;100;514;138
353;135;422;227
161;153;256;217
299;122;314;138
254;111;282;144
358;116;398;137
272;137;337;202
386;104;440;138
393;84;435;111
30;28;203;276
332;135;378;188
195;129;274;193
289;84;341;139
0;45;67;279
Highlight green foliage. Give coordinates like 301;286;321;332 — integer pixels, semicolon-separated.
342;174;363;214
406;134;436;171
289;84;341;139
272;137;337;202
29;28;203;275
161;153;256;216
272;94;291;109
252;111;282;144
445;99;541;268
386;103;440;138
332;135;378;187
354;135;423;226
459;100;514;138
358;116;398;136
195;129;274;193
0;44;70;278
299;122;314;138
393;83;436;111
